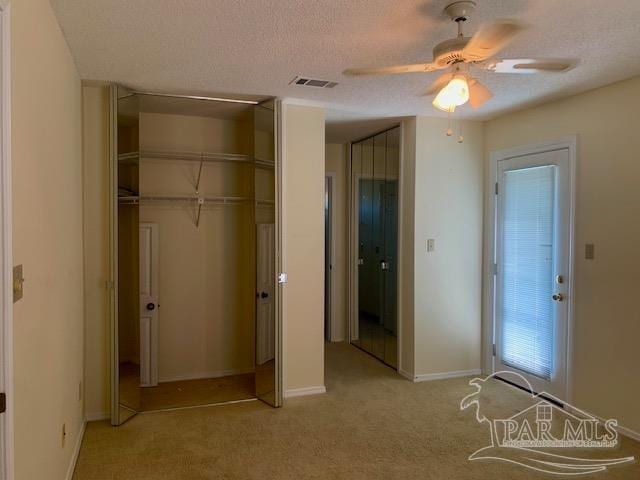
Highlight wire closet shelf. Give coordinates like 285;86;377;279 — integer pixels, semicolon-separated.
117;148;275;227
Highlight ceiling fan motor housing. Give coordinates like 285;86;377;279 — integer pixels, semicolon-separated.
432;36;471;66
444;1;477;22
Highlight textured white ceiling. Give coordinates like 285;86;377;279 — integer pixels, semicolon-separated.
52;0;640;138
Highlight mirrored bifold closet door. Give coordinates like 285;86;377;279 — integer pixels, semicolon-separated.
350;127;399;368
109;87;282;425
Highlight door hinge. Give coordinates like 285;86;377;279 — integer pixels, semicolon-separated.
492;263;498;275
278;273;287;284
492;344;496;356
0;392;6;413
495;182;499;195
105;280;115;290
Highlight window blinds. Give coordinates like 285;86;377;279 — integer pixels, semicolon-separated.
501;165;556;379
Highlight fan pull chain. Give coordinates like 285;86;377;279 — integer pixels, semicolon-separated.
446;111;453;137
458;120;464;143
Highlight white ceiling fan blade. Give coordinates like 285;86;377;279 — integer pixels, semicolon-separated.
468;79;493;109
487;58;577;73
343;63;442;76
463;20;526;62
423;72;454;96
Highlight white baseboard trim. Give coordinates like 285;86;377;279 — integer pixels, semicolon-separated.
398;369;415;381
85;412;109;422
284;385;327;398
66;421;86;480
158;367;255;383
408;369;482;383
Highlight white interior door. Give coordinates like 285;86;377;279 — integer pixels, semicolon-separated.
139;223;159;387
494;148;571;400
256;223;275;365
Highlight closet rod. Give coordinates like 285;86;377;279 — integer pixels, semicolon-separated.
126;90;260;105
118;151;275;170
118;195;254;205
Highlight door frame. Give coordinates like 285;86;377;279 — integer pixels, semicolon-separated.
483;136;577;402
324;172;337;342
109;90;285;419
0;1;12;477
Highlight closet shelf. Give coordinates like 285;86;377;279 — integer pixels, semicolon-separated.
118;150;274;169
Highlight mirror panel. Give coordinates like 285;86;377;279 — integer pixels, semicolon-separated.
254;99;281;407
350;127;400;368
383;128;400;368
112;87;141;424
357;138;374;355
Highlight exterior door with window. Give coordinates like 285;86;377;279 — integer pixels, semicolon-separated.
494;147;571;400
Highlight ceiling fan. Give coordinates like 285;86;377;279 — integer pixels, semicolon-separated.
343;1;576;112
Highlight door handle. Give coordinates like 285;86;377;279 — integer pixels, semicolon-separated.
146;302;156;311
260;292;269;299
380;261;389;271
552;293;564;302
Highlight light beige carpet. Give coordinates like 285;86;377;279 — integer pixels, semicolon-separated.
74;343;640;479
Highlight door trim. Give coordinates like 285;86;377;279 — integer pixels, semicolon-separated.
0;2;13;477
483;136;577;403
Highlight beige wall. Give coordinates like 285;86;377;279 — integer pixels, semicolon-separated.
139;113;255;381
399;117;483;378
12;0;84;478
399;118;416;375
485;75;640;434
282;104;325;393
82;85;111;420
324;143;348;342
413;117;484;376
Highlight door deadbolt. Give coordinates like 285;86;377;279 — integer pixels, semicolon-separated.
146;302;156;311
552;293;565;302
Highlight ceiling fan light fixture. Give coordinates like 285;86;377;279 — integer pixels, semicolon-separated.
432;74;469;112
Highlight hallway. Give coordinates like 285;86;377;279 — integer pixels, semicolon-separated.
73;343;640;479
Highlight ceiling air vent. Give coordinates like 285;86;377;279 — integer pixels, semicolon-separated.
290;76;338;89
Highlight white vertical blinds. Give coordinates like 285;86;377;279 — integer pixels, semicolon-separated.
501;165;556;379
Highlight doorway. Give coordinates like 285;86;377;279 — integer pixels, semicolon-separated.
109;87;283;425
489;139;575;401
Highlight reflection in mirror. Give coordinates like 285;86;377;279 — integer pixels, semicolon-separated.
358;137;374;355
351;127;400;368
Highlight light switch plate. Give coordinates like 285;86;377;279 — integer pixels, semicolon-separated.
427;239;435;252
13;265;24;302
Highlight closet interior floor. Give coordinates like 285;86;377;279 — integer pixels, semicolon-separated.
140;373;255;411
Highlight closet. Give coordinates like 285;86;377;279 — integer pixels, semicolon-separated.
350;127;400;368
110;87;281;425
